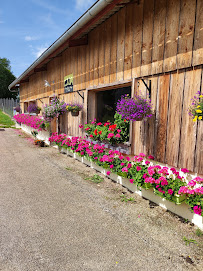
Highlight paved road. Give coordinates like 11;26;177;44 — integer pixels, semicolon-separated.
0;128;202;271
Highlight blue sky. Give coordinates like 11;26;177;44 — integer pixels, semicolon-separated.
0;0;95;78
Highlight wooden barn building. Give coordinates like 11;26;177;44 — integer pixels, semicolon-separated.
9;0;203;175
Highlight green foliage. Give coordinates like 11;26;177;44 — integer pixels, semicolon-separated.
120;194;135;202
114;112;129;142
128;164;148;188
85;174;104;184
0;110;15;127
84;112;129;145
185;194;203;211
0;57;17;99
0;58;11;70
183;236;197;246
195;229;203;237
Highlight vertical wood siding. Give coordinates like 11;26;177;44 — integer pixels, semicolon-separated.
20;0;203;174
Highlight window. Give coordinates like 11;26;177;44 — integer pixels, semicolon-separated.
96;86;131;122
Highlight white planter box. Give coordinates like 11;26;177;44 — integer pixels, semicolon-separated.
36;130;50;145
51;145;203;230
115;176;203;230
60;147;67;154
15;122;21;129
21;124;33;135
75;154;84;163
67;149;75;157
83;157;92;167
107;172;119;183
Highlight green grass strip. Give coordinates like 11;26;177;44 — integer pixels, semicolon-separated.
0;110;15;128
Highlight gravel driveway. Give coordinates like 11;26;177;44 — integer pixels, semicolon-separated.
0;128;202;271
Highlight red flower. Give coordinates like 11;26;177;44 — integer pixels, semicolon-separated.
94;129;97;135
98;131;102;135
109;124;117;131
90;134;93;138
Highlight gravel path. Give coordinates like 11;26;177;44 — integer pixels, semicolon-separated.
0;128;202;271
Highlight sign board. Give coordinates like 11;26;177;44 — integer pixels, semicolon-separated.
64;74;73;93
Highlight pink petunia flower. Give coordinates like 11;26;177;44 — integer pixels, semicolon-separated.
136;166;141;171
106;171;111;176
193;206;202;216
181;168;189;173
122;167;128;173
168;189;173;195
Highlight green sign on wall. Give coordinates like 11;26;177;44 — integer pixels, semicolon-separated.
64;74;73;93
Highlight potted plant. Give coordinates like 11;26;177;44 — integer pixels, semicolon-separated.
188;91;203;122
14;105;21;114
42;96;67;121
116;93;152;121
66;103;83;116
27;104;41;115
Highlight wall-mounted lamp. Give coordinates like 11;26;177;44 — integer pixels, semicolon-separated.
44;80;51;87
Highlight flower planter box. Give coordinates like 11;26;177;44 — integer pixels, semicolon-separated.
15;121;21;129
142;182;152;190
91;163;107;174
36;130;50;145
83;157;92;167
67;149;75;158
172;194;186;205
71;111;79;117
75;154;84;163
107;172;119;183
21;123;33;135
60;147;67;154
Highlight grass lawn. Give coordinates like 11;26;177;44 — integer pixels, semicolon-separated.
0;110;15;128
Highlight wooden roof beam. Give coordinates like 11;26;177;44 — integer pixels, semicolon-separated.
69;35;88;47
20;78;29;84
34;66;47;72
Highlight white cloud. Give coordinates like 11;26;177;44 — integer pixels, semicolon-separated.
76;0;95;12
25;35;38;41
32;45;48;58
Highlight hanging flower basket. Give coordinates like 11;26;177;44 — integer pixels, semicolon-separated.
66;103;83;117
71;111;80;117
116;93;152;122
188;91;203;122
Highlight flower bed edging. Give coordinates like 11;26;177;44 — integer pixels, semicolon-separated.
16;121;50;145
47;133;203;230
67;149;75;158
90;164;203;230
36;130;50;145
75;154;84;163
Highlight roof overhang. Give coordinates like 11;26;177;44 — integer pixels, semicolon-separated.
9;0;135;91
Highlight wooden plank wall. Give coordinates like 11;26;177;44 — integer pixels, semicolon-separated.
19;0;203;174
22;0;203;100
131;67;203;174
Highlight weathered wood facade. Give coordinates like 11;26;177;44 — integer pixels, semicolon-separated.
17;0;203;174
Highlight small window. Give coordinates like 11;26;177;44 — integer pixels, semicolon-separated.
96;86;131;122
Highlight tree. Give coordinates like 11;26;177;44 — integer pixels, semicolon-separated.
0;57;17;99
0;58;11;70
